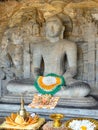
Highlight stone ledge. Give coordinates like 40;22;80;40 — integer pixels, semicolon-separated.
0;103;98;120
1;95;98;107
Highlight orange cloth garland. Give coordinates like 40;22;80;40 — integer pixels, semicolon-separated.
34;73;65;95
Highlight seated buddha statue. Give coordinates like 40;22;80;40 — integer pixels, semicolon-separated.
7;15;91;97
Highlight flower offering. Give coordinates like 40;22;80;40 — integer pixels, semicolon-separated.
28;94;60;109
68;119;96;130
34;73;65;95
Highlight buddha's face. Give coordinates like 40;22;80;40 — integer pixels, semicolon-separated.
32;23;40;36
46;16;63;38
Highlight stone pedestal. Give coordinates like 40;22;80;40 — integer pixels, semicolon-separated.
0;103;98;120
42;121;68;130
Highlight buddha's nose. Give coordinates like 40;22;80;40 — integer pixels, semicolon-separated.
51;26;54;32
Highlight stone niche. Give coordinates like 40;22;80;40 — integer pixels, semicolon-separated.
0;0;98;103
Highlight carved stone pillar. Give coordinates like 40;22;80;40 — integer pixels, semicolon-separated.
23;43;31;78
0;79;1;98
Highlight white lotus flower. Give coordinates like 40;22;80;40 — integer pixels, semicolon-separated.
68;120;96;130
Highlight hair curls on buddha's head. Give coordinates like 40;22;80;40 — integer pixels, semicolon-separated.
45;15;63;26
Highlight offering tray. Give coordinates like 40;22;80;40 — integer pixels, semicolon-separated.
28;94;59;109
65;117;98;130
0;97;45;130
0;113;45;130
0;117;45;130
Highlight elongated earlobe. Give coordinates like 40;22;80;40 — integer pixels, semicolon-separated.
60;26;65;39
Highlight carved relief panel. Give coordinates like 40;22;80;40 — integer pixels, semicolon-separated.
0;0;98;101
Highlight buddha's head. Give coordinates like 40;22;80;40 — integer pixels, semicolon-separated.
45;15;64;39
32;22;40;36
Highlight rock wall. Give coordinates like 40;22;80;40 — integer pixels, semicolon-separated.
0;0;98;100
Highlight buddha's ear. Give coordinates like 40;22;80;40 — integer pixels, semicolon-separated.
60;26;65;39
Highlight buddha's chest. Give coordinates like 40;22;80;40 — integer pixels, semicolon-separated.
41;44;64;59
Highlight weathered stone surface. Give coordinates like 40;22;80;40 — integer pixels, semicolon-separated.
0;0;98;108
6;15;92;100
23;43;31;78
0;102;98;120
7;79;34;94
1;1;98;124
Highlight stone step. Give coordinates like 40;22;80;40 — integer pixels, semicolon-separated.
1;95;98;107
0;103;98;120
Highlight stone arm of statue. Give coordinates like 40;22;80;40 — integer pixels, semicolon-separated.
0;67;15;80
63;42;77;85
2;67;16;79
0;68;5;80
33;47;42;79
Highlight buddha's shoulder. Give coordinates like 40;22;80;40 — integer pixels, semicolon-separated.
33;39;76;48
32;40;45;48
60;39;76;47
